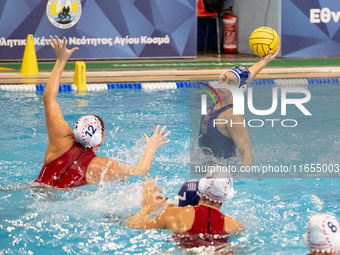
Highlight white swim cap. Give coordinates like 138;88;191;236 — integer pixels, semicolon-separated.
198;171;234;203
306;213;340;254
73;115;103;148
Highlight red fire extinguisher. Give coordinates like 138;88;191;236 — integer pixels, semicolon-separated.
223;9;237;53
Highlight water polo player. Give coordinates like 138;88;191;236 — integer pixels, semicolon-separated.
35;36;170;188
128;172;243;249
305;213;340;255
198;48;279;166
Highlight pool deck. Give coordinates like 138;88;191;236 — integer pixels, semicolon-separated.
1;53;340;84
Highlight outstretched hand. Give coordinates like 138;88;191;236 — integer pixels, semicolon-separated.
141;176;167;210
48;35;78;62
263;46;280;64
143;125;170;152
133;125;170;177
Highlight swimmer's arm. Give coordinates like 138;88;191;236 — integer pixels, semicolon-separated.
134;125;171;177
86;151;162;183
87;126;170;182
128;206;193;233
224;215;244;234
128;179;193;232
248;47;280;83
86;156;136;183
93;144;161;181
128;180;169;229
227;115;252;166
43;36;78;142
97;125;170;179
127;205;168;229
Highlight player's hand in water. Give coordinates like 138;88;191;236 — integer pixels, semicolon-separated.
143;125;171;151
48;35;78;63
262;46;280;65
141;176;167;210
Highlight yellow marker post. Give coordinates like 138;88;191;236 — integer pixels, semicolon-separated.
21;34;39;75
73;61;87;91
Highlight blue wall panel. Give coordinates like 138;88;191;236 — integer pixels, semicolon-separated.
282;0;340;57
0;0;197;60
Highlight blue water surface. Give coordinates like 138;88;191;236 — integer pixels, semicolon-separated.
0;84;339;254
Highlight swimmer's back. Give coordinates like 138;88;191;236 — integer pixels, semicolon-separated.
36;142;96;188
185;205;228;235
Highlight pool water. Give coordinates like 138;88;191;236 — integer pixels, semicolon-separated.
0;83;339;254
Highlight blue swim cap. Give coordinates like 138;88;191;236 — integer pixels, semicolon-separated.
225;66;251;93
175;180;201;207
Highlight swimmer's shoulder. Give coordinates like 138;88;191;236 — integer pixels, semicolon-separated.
218;107;244;119
162;205;195;233
89;155;119;165
87;156;118;183
216;109;241;136
164;204;195;213
224;215;244;234
43;136;76;165
87;155;120;172
160;205;195;223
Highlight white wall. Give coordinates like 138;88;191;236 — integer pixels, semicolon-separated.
232;0;281;56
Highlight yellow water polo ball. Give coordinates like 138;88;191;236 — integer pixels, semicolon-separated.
249;26;280;57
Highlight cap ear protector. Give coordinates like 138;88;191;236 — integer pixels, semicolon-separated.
91;131;102;147
239;84;248;94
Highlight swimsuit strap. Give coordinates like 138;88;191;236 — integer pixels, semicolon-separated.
211;103;233;117
54;148;86;187
207;207;211;234
219;103;233;112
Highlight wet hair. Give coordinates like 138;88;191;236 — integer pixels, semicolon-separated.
94;115;105;132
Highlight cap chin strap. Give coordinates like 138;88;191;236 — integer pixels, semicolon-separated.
239;84;248;94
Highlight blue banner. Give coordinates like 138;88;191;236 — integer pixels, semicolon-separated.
0;0;197;60
282;0;340;57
